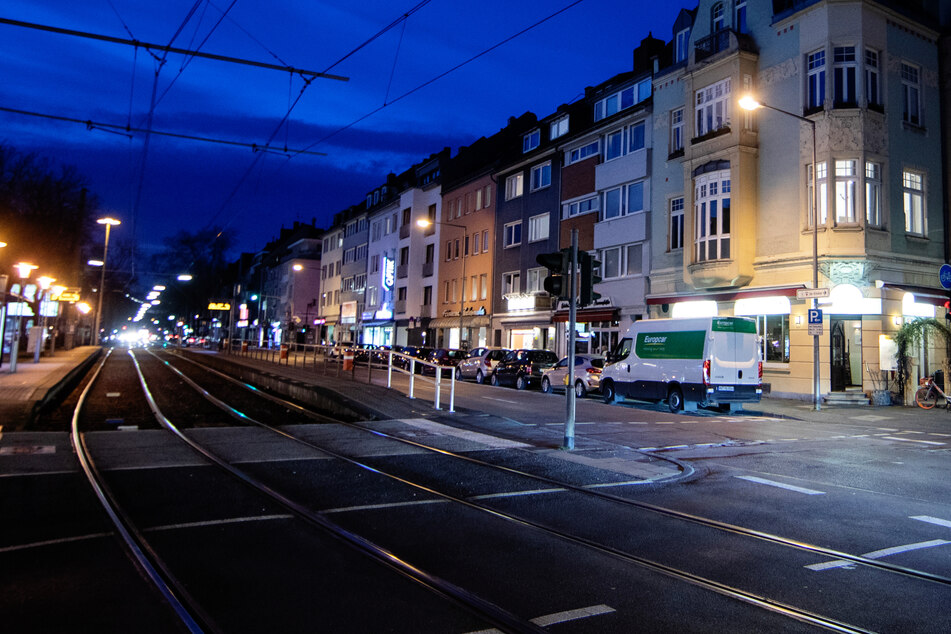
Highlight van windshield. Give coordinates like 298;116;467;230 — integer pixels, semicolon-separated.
612;338;633;361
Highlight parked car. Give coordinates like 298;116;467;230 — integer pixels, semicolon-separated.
489;349;559;390
456;348;509;383
352;343;378;363
393;346;433;372
423;348;467;375
540;354;605;398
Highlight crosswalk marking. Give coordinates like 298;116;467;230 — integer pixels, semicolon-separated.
911;515;951;529
806;539;950;571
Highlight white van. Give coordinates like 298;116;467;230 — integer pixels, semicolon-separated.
600;316;762;412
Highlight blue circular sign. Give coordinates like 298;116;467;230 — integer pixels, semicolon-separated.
941;264;951;290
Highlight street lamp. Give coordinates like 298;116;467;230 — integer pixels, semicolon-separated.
94;217;121;345
417;218;468;349
34;275;55;363
739;95;821;411
8;262;38;373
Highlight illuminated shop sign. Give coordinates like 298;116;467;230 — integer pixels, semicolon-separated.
382;256;395;291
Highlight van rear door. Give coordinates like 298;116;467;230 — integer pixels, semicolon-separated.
710;318;758;387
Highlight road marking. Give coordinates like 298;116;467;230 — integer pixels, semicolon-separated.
146;514;294;532
0;532;114;554
0;445;56;455
900;430;925;435
482;396;518;404
106;392;121;398
467;604;615;633
850;435;870;438
911;515;951;529
398;418;530;449
931;433;951;438
734;475;825;495
586;479;653;488
656;421;676;425
323;499;446;514
472;488;565;499
806;539;950;571
881;436;944;446
876;428;899;431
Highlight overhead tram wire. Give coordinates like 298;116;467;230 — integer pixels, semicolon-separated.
293;0;586;156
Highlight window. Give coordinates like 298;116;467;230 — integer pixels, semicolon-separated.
593;79;651;121
367;286;377;307
833;46;857;106
670;108;684;153
402;207;411;227
343;247;356;264
675;28;690;63
528;213;550;242
399;246;409;266
464;234;469;256
342;276;354;292
454;239;460;259
865;49;880;107
695;78;731;136
505;173;524;200
834;159;857;223
472;233;480;255
565;196;599;218
370;254;379;273
530;162;551;191
598;243;643;279
694;171;731;262
865;162;882;227
757;315;790;363
735;0;747;34
605;129;623;160
523;129;540;153
901;63;921;126
502;271;521;295
482;229;489;253
669;197;685;250
602;181;645;220
808;162;828;226
475;188;483;211
711;2;724;31
445;240;452;261
526;267;545;293
483;184;492;208
550;116;568;139
504;221;522;247
423;286;432;306
903;170;924;234
471;275;478;301
628;121;645;152
480;274;487;299
355;243;367;261
443;281;449;303
568;140;600;164
451;279;457;302
807;50;826;110
425;243;434;264
354;274;366;291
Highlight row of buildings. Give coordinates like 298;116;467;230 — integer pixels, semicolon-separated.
224;0;951;401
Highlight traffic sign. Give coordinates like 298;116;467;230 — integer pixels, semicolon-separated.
808;309;823;324
808;324;823;336
797;288;830;299
940;263;951;290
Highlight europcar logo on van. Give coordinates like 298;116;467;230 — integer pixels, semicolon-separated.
635;330;705;359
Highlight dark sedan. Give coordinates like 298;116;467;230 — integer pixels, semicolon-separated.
489;349;559;390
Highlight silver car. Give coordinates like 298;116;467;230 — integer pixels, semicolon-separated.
540;354;605;398
455;347;509;383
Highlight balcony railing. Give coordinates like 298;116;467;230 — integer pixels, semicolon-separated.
399;224;411;239
395;299;406;314
694;29;756;64
397;264;408;279
422;261;434;277
419;303;432;316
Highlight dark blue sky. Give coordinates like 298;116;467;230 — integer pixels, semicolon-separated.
2;1;685;256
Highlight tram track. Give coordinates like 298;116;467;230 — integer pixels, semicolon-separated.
150;348;951;632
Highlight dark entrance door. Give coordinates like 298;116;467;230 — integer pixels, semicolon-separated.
830;317;862;391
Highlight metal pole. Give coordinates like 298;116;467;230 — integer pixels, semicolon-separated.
811;120;821;411
459;227;466;349
564;229;578;450
94;222;111;345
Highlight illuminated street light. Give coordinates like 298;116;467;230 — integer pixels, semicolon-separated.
739;95;820;411
177;274;193;281
8;262;38;373
94;217;121;345
34;276;55;363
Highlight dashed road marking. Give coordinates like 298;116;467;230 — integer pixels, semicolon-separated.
482;397;518;404
0;532;114;554
146;514;294;532
467;604;616;633
734;475;825;495
398;418;530;449
881;436;944;446
471;488;564;500
911;515;951;529
806;539;950;571
323;499;446;514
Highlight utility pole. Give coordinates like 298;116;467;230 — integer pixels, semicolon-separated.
564;230;578;450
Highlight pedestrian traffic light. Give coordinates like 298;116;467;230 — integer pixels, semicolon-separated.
536;250;570;299
579;251;602;307
945;298;951;322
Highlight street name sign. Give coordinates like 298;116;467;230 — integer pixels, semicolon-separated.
797;288;830;299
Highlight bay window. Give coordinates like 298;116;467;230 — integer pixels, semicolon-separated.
694;171;731;262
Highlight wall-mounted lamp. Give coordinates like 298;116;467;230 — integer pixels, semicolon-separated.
794;315;803;326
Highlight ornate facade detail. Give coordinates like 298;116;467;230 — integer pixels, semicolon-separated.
819;259;874;287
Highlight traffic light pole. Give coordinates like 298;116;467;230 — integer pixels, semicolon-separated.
564;229;578;450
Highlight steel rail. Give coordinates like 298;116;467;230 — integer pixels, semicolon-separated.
152;350;883;633
130;350;544;634
69;349;212;633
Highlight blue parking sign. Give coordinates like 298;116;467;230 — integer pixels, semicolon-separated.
808;309;822;324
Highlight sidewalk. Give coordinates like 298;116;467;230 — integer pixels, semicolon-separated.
0;347;101;430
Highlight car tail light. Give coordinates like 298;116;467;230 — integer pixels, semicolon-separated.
702;359;711;386
526;364;534;375
586;367;601;374
758;361;763;380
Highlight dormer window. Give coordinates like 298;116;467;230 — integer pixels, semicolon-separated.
711;2;725;32
550;116;569;140
675;28;690;62
523;129;540;153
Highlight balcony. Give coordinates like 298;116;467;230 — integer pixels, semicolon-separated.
395;299;406;314
399;223;411;239
694;29;756;64
422;261;434;277
397;264;408;279
419;303;432;317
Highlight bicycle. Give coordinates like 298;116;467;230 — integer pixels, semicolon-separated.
914;375;951;409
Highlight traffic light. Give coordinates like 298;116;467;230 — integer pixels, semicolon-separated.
536;249;570;299
945;298;950;322
579;250;602;307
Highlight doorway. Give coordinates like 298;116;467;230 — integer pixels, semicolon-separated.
830;316;862;391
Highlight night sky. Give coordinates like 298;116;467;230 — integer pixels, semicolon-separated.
3;1;685;257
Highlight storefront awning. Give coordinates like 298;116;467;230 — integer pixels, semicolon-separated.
882;283;949;306
552;307;619;323
645;284;806;305
428;315;490;328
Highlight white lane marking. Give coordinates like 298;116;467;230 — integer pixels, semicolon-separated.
911;515;951;529
734;475;825;495
806;539;950;571
397;418;530;449
471;488;565;499
106;392;121;398
877;428;899;431
585;480;652;488
482;397;518;404
0;469;76;479
931;433;951;438
882;436;944;446
656;422;676;425
146;514;294;532
0;532;113;554
466;604;616;633
900;430;925;435
322;499;446;514
850;435;870;438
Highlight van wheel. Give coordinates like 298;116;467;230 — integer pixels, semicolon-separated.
667;387;684;413
574;380;587;399
541;377;552;394
515;375;527;390
602;381;618;404
475;370;484;384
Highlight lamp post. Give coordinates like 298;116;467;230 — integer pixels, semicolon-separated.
739;95;821;411
417;218;467;349
9;262;38;373
33;275;55;363
94;217;121;346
